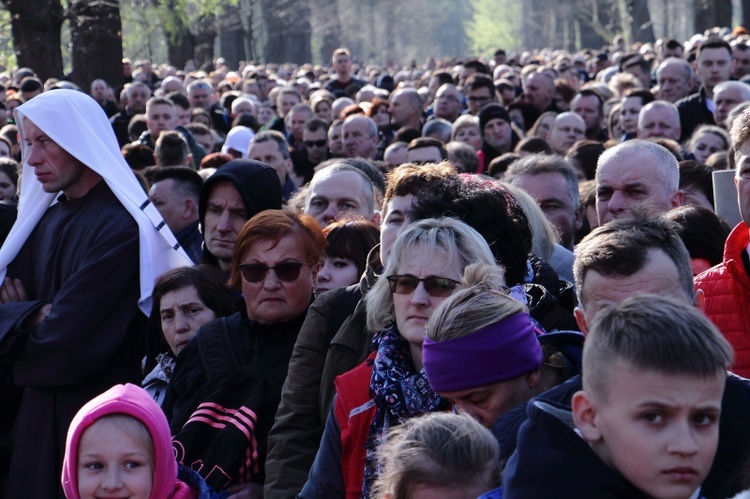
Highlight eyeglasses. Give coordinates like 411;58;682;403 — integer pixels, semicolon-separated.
386;275;460;297
240;262;309;283
304;139;327;148
467;95;491;103
436;95;460;103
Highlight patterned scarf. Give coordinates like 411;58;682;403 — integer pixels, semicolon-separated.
361;325;446;497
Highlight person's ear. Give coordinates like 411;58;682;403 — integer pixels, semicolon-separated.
694;288;705;312
672;189;684;208
574;307;589;336
572;390;601;442
187;153;194;169
371;211;381;226
527;369;541;389
575;203;584;231
183;198;197;220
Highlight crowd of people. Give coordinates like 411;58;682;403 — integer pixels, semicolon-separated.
2;22;750;499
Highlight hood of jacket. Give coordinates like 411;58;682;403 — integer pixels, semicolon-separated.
62;383;178;499
198;158;282;265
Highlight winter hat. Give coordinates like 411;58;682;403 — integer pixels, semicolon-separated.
62;383;178;499
477;103;511;133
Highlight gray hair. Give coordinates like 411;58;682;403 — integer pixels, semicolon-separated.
308;162;376;212
714;80;750;102
365;218;496;332
343;114;378;138
597;138;679;194
656;57;694;82
422;119;453;144
638;100;680;131
505;153;580;209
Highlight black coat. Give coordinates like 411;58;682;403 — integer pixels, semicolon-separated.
0;182;145;498
163;309;307;491
499;372;750;499
676;86;715;142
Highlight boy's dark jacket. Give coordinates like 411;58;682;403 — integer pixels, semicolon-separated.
499;373;750;499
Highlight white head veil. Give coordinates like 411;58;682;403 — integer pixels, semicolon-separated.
0;89;191;314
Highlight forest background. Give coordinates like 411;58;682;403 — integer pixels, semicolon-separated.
0;0;745;91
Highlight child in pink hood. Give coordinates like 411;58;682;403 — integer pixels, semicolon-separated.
62;383;225;499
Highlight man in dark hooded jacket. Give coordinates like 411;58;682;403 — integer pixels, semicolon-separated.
198;159;283;274
478;103;520;172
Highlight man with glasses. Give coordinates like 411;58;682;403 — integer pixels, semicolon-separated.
697;107;750;375
463;73;497;115
291;118;330;186
433;84;463;123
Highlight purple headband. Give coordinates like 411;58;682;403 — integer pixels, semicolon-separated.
423;312;543;393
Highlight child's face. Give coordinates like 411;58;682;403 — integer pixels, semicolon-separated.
574;361;724;499
77;419;154;499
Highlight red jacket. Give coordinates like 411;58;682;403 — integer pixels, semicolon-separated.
333;354;376;499
695;222;750;377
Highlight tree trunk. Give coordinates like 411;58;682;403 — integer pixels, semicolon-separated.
192;14;216;69
694;0;732;34
69;0;124;91
167;29;195;72
2;0;65;81
217;5;246;68
163;0;194;71
618;0;655;45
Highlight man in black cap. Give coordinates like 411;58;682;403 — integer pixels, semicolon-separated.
478;103;518;171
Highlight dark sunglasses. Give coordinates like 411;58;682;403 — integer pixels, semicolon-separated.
240;262;309;283
386;275;460;298
304;139;327;148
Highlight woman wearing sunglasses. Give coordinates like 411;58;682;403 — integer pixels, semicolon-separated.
299;217;497;498
162;209;325;495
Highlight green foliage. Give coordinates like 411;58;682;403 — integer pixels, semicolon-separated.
121;0;168;62
0;7;15;71
467;0;522;56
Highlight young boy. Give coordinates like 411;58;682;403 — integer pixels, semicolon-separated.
503;293;733;498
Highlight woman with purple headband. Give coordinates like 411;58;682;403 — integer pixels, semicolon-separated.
423;263;551;430
422;263;585;484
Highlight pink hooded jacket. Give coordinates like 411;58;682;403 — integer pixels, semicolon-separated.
62;383;194;499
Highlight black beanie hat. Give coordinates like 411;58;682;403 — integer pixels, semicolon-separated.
478;103;511;133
